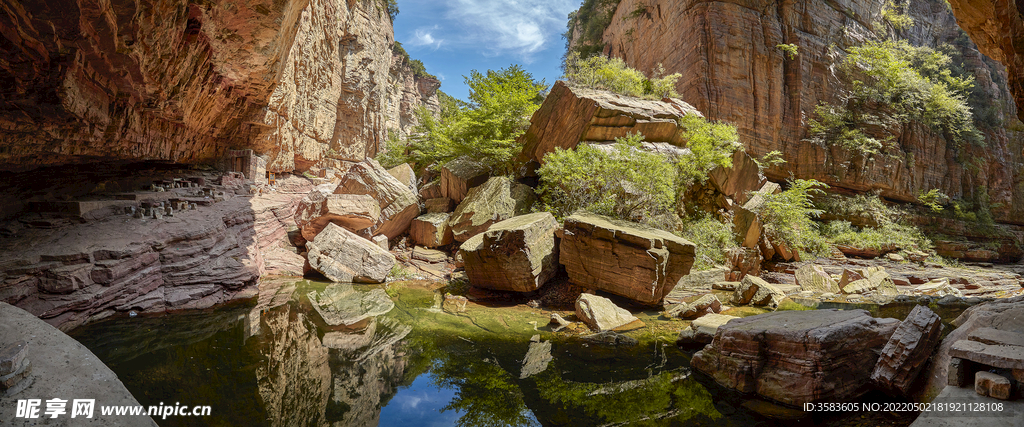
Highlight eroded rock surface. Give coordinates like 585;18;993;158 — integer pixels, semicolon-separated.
692;309;900;406
334;159;420;240
560;212;696;305
305;223;395;283
448;177;535;243
460;212;560;292
871;305;944;395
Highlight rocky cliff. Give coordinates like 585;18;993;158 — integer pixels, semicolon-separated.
577;0;1024;223
946;0;1024;121
0;0;437;173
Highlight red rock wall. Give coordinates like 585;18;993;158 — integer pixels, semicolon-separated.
588;0;1024;223
946;0;1024;121
0;0;437;173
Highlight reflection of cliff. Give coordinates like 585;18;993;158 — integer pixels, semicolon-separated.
326;318;409;427
257;304;332;427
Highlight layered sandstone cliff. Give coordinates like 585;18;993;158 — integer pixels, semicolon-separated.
946;0;1024;121
582;0;1024;223
0;0;437;173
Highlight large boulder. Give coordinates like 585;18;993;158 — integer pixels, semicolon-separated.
692;309;900;406
708;150;766;205
795;264;840;293
409;213;454;248
677;313;739;345
871;305;943;396
560;212;695;305
459;212;560;292
305;223;396;283
386;163;417;194
294;185;381;241
575;293;640;332
665;294;722;319
732;275;784;308
514;81;702;176
440;156;490;203
447;177;535;242
334;159;420;240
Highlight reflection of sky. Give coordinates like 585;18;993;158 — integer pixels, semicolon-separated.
379;372;540;427
379;373;461;427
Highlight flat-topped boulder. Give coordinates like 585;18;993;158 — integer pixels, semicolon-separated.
305;223;396;283
692;309;900;406
871;305;944;396
386;163;417;193
950;340;1024;370
559;212;696;305
448;176;535;242
334;159;420;240
459;212;560;292
295;185;381;241
677;313;739;345
665;294;722;319
514;81;702;176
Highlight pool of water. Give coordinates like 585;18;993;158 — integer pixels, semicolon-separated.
71;279;919;427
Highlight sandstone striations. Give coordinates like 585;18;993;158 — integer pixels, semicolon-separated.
946;0;1024;121
587;0;1024;223
692;309;900;406
0;0;437;173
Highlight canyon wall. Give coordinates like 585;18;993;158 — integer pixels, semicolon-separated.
946;0;1024;121
582;0;1024;223
0;0;437;173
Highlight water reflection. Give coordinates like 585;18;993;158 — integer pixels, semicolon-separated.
71;279;914;427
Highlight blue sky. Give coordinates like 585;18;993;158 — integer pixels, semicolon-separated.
393;0;580;101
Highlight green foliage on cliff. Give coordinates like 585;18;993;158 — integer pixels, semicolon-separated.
808;40;983;154
563;52;680;99
756;179;830;255
880;2;914;30
816;193;934;251
675;114;742;187
564;0;623;59
677;214;738;271
387;65;546;175
776;43;799;60
536;133;677;226
392;42;435;79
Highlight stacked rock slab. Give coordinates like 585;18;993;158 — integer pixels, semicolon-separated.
305;223;396;283
448;177;536;242
871;305;944;396
692;309;900;406
334;159;420;240
459;212;560;292
560;212;696;305
514;81;702;176
294;184;381;241
708;150;766;206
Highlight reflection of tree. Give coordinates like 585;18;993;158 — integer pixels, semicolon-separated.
533;369;721;426
408;334;538;427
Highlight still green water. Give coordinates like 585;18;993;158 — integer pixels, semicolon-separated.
71;279;918;427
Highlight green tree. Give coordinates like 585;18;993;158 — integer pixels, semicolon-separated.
563;52;680;99
808;40;983;153
756;179;830;254
537;133;677;226
675;114;742;188
386;66;546;175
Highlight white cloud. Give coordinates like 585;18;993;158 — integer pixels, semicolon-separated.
441;0;577;62
411;26;444;50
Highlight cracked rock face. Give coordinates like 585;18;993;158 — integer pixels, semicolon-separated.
692;309;900;406
592;0;1024;223
0;0;437;173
